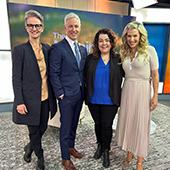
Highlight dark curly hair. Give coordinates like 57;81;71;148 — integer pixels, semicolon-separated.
92;28;119;58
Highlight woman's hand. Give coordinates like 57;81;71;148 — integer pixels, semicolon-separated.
150;96;158;111
150;69;159;111
17;104;28;114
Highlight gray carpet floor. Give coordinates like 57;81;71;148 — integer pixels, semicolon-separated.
0;103;170;170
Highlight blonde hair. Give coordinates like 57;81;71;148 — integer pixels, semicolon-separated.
121;21;148;63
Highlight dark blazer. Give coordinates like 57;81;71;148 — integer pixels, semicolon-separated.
12;41;57;125
49;38;88;99
85;53;124;107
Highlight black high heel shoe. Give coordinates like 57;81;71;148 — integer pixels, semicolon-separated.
93;143;103;159
103;149;110;168
36;154;45;170
23;143;33;163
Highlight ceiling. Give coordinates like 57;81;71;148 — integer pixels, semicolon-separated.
109;0;170;8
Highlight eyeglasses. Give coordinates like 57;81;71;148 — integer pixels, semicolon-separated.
27;24;43;30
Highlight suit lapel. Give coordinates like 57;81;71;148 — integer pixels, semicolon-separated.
26;41;41;80
62;38;80;69
92;57;100;85
79;46;85;69
63;39;77;60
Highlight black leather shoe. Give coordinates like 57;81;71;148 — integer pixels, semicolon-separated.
37;155;45;170
23;143;33;163
103;149;110;168
93;143;103;159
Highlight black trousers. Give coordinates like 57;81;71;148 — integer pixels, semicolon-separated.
27;99;49;157
88;103;118;150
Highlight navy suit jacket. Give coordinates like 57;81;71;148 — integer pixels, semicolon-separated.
12;41;57;125
49;38;88;99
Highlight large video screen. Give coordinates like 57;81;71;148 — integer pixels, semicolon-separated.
144;24;170;93
8;2;135;54
163;37;170;93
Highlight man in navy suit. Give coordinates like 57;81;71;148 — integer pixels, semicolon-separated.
49;12;87;170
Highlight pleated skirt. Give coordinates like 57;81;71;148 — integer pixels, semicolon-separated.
115;78;151;157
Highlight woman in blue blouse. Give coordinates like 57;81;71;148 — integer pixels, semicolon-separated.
85;28;124;168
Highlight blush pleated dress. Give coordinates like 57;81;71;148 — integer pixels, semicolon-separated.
115;46;159;157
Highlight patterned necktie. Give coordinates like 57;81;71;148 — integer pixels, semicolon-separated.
74;42;80;68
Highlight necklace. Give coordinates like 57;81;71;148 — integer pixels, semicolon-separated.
102;56;110;61
101;56;110;65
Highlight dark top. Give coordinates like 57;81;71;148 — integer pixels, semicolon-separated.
12;41;57;125
90;57;114;105
85;53;125;107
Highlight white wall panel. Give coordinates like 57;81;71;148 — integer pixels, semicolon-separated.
0;0;11;50
0;52;14;103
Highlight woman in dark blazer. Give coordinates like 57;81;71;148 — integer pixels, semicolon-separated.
12;10;57;170
85;28;124;168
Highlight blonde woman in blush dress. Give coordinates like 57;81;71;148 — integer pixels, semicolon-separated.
115;21;159;170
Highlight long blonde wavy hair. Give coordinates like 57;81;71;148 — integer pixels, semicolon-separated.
121;21;148;63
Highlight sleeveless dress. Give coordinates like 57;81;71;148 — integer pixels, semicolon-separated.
115;46;159;157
